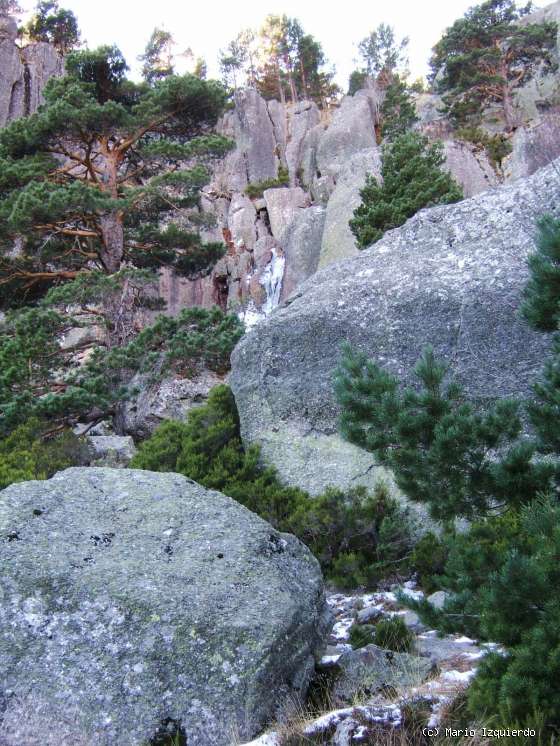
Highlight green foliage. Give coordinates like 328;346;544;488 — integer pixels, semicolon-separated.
245;166;289;198
380;76;419;141
289;481;416;588
132;385;415;587
521;215;560;332
456;126;512;167
97;307;244;379
348;624;376;649
347;70;369;95
466;498;560;732
0;46;231;305
349;132;463;248
0;307;111;435
357;23;409;79
0;418;90;489
139;28;175;85
410;532;447;594
430;0;558;128
373;616;414;652
0;304;242;437
335;344;554;521
24;0;80;53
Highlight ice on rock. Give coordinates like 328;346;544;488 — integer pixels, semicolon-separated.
260;248;285;315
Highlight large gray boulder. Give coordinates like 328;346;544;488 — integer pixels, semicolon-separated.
0;468;331;746
230;158;559;495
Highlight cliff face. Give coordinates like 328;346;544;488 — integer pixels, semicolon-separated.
1;5;559;333
163;87;501;323
169;77;560;325
230;157;560;496
0;15;63;127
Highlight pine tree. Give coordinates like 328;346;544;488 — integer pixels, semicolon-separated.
357;23;409;82
220;18;335;106
467;497;560;731
521;215;560;332
349;132;463;248
24;0;80;53
380;75;419;141
0;46;231;305
430;0;558;130
334;344;555;521
0;301;243;436
138;28;175;84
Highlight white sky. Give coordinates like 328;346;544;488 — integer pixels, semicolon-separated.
17;0;520;86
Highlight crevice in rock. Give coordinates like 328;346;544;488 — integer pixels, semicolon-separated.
23;62;31;117
150;718;187;745
7;79;22;122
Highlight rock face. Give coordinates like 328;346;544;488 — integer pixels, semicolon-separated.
117;369;225;439
333;645;433;706
0;468;331;746
0;21;63;128
442;140;499;197
87;435;137;467
504;113;560;181
316;92;379;180
155;75;560;325
280;205;326;301
318;148;381;268
230;159;559;495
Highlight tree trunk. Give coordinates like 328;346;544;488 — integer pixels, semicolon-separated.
500;55;517;132
274;59;285;106
99;212;124;273
502;82;517;132
300;59;308;99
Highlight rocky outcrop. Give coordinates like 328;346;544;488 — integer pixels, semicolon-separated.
117;369;224;438
230;158;559;495
280;205;326;301
504;113;560;180
216;87;279;190
0;467;331;746
87;435;137;467
316;91;379;181
263;186;309;242
318;148;381;268
0;17;63;128
285;100;321;184
158;63;560;325
442;140;499;197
